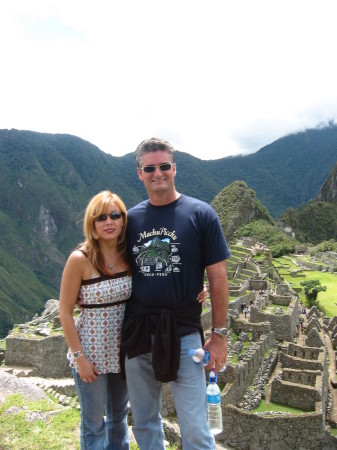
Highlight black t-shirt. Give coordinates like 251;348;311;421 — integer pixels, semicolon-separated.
126;194;231;310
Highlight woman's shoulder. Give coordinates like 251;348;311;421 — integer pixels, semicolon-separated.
66;248;90;271
69;248;87;260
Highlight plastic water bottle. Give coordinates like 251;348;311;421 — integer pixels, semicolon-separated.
188;348;210;365
189;348;227;372
206;371;223;435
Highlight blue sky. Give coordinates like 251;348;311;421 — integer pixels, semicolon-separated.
1;0;337;160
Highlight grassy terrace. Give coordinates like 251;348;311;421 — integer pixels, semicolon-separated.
252;399;305;414
273;256;337;317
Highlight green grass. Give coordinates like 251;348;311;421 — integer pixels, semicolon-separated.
131;444;178;450
273;257;337;317
0;394;80;450
229;355;239;364
253;399;305;414
264;304;289;313
1;394;180;450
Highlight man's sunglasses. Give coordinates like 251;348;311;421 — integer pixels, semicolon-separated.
96;212;122;222
140;163;174;173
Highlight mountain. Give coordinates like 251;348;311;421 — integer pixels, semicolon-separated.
211;180;273;241
210;180;299;257
281;163;337;244
0;130;143;337
317;162;337;204
0;125;336;337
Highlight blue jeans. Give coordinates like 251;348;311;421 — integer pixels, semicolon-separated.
125;333;215;450
72;369;129;450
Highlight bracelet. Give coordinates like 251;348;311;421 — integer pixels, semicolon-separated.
73;350;84;359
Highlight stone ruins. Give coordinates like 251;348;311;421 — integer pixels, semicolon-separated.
1;240;337;449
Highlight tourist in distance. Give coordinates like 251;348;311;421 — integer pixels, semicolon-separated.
59;190;207;449
121;137;231;450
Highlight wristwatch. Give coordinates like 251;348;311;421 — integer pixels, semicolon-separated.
212;327;228;337
73;350;84;359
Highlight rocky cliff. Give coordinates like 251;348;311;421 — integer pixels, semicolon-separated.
317;162;337;204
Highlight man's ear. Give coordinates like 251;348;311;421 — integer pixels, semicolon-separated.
137;167;143;181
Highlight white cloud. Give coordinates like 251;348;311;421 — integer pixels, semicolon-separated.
1;0;337;159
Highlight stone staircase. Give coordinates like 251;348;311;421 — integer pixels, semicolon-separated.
0;365;78;408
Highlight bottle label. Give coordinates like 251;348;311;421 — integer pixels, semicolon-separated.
207;393;221;404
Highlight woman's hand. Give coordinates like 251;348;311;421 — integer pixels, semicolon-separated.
76;356;100;383
197;284;208;304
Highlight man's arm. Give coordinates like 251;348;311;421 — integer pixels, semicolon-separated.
203;259;229;373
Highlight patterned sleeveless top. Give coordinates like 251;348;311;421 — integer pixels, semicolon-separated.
67;271;132;374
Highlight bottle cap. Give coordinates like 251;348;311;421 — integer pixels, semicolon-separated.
209;370;217;383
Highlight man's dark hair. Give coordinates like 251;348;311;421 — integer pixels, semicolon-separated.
135;137;176;167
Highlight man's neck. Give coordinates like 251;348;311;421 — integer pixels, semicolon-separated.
148;190;181;206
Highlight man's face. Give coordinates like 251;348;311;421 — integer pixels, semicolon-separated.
137;150;176;196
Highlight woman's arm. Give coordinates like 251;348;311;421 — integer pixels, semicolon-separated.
59;251;100;382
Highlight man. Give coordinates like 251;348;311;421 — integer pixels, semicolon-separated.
122;137;231;450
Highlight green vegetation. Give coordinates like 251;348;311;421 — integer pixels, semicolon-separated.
211;181;273;241
281;201;337;244
311;240;337;255
300;280;327;308
233;219;298;257
253;399;305;414
0;394;80;450
1;126;337;338
273;257;337;317
0;394;180;450
131;444;177;450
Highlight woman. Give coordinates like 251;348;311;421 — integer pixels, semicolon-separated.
59;191;131;450
59;190;207;449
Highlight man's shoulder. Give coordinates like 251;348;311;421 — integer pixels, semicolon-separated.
180;194;210;208
180;195;216;215
128;199;150;215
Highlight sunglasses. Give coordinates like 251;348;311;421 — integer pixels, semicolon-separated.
140;163;174;173
96;212;122;222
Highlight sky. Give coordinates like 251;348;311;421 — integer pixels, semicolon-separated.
1;1;337;161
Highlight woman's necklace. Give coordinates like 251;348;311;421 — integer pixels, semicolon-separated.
107;262;114;270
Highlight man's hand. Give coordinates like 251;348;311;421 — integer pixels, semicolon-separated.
204;333;227;373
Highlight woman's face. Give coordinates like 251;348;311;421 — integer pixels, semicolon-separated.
94;202;124;241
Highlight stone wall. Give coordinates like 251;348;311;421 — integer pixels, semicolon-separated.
281;368;321;387
274;340;329;417
228;292;255;314
221;334;275;406
270;375;321;411
231;319;272;343
249;280;268;291
286;342;323;360
280;352;324;371
297;259;324;271
220;405;337;450
275;284;290;295
250;297;299;342
269;293;292;306
5;334;70;378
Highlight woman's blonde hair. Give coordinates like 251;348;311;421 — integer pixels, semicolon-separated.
79;191;128;275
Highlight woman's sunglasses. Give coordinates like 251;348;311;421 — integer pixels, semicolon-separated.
140;163;174;173
96;212;122;222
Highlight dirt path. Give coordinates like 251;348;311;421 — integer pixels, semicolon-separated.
265;363;282;403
